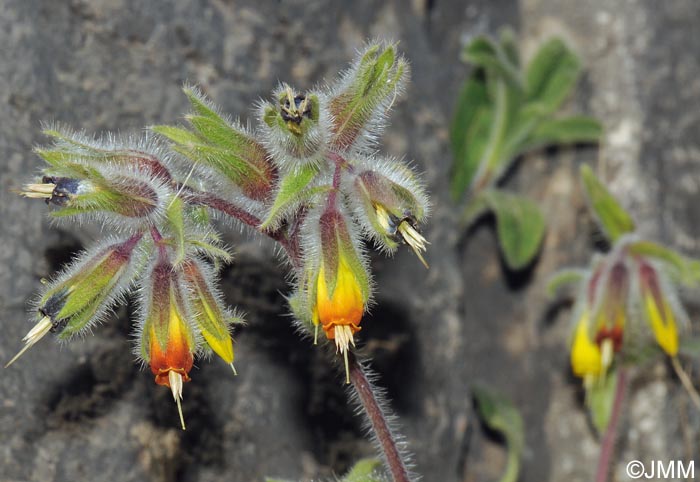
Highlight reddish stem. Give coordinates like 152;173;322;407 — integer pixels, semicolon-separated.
326;152;345;209
180;186;302;267
149;225;168;259
182;188;263;230
595;369;628;482
348;352;411;482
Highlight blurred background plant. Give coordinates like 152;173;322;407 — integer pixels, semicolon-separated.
549;164;700;482
472;384;525;482
266;458;385;482
450;30;602;270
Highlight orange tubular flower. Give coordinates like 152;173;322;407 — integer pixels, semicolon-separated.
315;254;365;383
148;308;194;387
317;256;364;340
313;208;369;383
144;261;195;430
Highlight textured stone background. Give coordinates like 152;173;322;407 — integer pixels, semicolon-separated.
1;1;700;481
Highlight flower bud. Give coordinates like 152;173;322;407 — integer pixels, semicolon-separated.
638;261;679;356
154;87;275;201
181;259;238;369
261;85;326;168
592;261;628;351
328;42;408;150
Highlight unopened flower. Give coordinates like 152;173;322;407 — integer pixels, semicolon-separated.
638;261;679;356
260;84;327;168
182;258;239;372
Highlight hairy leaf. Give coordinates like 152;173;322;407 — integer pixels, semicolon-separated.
473;384;524;482
261;164;321;229
546;268;587;298
526;38;581;114
580;164;635;242
587;369;617;434
520;115;602;152
481;190;546;270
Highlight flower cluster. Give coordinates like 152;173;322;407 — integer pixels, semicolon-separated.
551;165;699;428
7;41;429;427
568;244;685;387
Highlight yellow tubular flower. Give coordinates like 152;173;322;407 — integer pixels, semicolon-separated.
316;255;364;382
644;296;678;356
571;310;603;379
640;261;679;356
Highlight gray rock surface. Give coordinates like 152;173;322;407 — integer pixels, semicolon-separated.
1;1;699;481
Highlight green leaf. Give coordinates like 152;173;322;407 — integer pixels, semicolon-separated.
151;125;203;147
519;115;602;152
450;80;494;199
586;369;617;434
463;36;523;89
481;190;546;270
189;240;233;263
580;164;635;242
468;79;510;194
627;240;700;286
341;458;384;482
499;28;521;69
260;165;325;229
546;268;587;298
460;192;491;228
183;86;224;120
472;384;524;482
450;74;492;199
525;38;581;114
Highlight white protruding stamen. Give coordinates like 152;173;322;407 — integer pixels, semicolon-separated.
398;222;430;269
334;325;356;384
5;316;53;368
168;371;186;430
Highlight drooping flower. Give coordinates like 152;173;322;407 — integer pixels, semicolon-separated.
638;260;680;357
570;309;603;380
568;259;628;384
307;208;370;382
141;260;195;430
181;258;240;371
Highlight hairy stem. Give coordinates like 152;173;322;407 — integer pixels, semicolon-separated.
183;174;413;479
595;368;627;482
326;152;345;209
348;351;412;482
180;185;301;264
